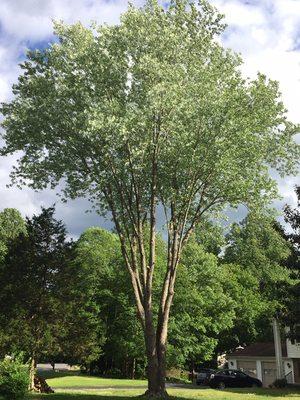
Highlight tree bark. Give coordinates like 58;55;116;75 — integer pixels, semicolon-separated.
29;356;36;391
144;313;159;396
132;358;136;380
144;337;169;398
143;304;171;398
156;339;168;396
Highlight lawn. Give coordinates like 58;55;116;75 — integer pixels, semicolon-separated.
29;387;300;400
44;372;146;388
25;373;300;400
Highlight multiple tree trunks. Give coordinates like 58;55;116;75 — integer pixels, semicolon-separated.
32;376;55;393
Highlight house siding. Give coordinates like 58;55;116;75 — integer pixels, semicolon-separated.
287;339;300;358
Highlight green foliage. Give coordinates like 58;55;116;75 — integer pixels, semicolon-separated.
0;355;29;400
280;186;300;331
0;207;101;367
0;1;299;386
1;1;298;222
75;227;145;376
219;212;296;351
74;216;297;370
75;227;239;372
0;208;26;262
225;212;291;270
193;220;225;256
168;239;235;368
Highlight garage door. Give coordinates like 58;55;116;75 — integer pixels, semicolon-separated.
262;362;277;387
236;361;257;378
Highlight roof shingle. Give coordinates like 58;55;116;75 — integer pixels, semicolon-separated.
227;342;287;358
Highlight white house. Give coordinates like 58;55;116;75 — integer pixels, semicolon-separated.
227;333;300;387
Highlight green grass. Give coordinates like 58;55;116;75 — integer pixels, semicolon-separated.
45;373;146;388
28;387;300;400
17;373;298;400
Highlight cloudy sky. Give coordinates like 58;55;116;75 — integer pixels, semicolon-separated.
0;0;299;237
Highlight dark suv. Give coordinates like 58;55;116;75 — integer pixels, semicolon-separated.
196;368;215;385
209;369;262;389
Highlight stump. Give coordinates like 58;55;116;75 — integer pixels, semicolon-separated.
33;376;55;393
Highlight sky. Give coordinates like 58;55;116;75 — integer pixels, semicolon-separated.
0;0;299;238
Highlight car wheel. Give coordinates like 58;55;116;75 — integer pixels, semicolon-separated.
252;383;259;388
217;381;226;390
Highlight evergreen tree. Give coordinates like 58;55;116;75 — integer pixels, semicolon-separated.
0;207;101;388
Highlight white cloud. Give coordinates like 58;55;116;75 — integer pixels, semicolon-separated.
0;0;299;235
215;0;266;27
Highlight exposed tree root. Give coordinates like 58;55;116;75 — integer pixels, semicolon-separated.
140;389;170;399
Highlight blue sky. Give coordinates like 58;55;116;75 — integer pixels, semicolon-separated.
0;0;299;237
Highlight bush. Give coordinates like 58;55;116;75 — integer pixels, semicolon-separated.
102;367;122;378
272;378;287;388
0;355;29;400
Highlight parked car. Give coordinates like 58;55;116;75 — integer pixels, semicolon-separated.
196;368;215;385
209;369;262;389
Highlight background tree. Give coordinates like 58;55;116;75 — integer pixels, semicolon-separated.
0;208;26;353
168;238;235;371
75;227;145;377
280;186;300;335
0;207;101;389
1;0;298;396
284;185;300;273
220;212;295;352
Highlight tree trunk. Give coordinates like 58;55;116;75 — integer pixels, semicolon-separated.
143;312;168;397
156;339;167;395
144;315;169;398
144;329;159;396
132;358;136;380
144;343;168;398
29;357;36;391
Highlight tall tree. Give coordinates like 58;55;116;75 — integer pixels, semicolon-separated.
1;1;298;396
0;207;101;388
0;208;26;352
222;212;296;351
281;186;300;333
284;185;300;272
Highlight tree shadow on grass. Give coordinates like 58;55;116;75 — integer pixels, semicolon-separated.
30;387;300;400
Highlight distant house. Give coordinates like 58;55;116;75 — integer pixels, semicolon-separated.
227;336;300;387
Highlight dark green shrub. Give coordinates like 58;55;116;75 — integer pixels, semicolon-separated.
272;378;287;388
0;356;29;400
103;367;122;378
